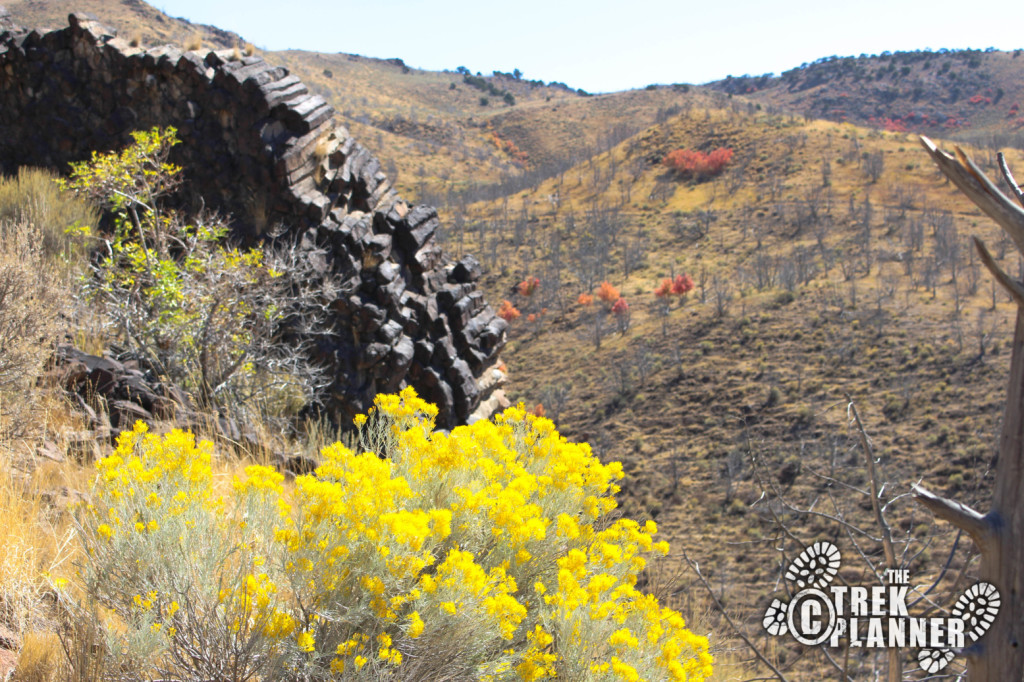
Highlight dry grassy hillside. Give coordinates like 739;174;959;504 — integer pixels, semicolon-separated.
2;0;242;48
1;1;723;202
447;106;1020;676
5;1;1024;677
268;50;589;198
709;48;1024;146
246;59;723;205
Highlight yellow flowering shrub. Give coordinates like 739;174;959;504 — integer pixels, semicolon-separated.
77;421;294;679
74;389;713;681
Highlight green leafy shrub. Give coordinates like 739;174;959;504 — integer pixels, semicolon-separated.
59;127;326;414
71;389;714;681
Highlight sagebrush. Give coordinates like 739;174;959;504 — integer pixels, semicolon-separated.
69;389;714;681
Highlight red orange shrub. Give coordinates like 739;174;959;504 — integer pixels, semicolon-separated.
498;300;521;322
517;276;540;297
489;132;528;163
655;274;694;299
672;273;694;296
663;147;733;179
596;281;620;304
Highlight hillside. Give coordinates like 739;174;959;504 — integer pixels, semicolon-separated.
10;4;1024;197
3;2;1024;678
448;106;1019;676
0;1;722;203
229;59;721;206
707;48;1024;146
1;0;243;48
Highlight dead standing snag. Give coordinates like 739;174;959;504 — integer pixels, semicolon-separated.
916;135;1024;680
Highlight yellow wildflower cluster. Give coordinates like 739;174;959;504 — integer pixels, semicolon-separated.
97;422;211;494
516;625;558;681
81;422;299;676
233;464;285;496
80;390;713;680
88;422;213;546
277;388;712;680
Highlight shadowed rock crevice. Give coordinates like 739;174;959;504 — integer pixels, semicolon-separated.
0;13;506;427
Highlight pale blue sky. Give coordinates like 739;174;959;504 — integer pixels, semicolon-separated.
154;1;1023;93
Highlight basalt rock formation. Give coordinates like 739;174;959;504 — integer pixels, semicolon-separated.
0;12;507;427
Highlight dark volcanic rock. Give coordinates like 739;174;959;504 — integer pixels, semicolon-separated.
1;15;506;428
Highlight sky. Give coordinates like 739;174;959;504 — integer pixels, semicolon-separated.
152;0;1024;94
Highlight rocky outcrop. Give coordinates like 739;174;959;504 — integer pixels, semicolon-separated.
0;13;505;427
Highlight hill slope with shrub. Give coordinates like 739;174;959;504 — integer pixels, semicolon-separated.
707;48;1024;145
1;1;724;203
3;1;1024;677
448;104;1019;676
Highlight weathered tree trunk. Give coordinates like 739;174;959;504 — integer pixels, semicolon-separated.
916;137;1024;680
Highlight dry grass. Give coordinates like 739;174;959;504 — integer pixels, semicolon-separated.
183;33;202;52
0;438;84;680
0;218;70;438
312;133;332;185
0;169;97;436
0;167;97;269
10;631;63;681
313;134;331;162
449;109;1017;678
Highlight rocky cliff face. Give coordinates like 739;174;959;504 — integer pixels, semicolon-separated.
0;12;507;427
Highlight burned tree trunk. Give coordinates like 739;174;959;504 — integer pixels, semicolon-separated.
916;136;1024;680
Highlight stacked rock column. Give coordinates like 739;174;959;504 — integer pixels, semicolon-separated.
0;13;506;427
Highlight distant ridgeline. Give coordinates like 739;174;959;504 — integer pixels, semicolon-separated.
0;12;507;427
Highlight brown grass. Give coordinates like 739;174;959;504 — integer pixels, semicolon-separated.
10;631;63;681
0;439;84;679
0;218;69;438
312;134;333;185
0;169;95;438
184;34;202;52
0;167;97;268
451;109;1016;678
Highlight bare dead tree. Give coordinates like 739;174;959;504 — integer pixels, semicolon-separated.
916;136;1024;680
537;383;571;424
711;273;733;318
683;401;954;681
864;150;885;184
